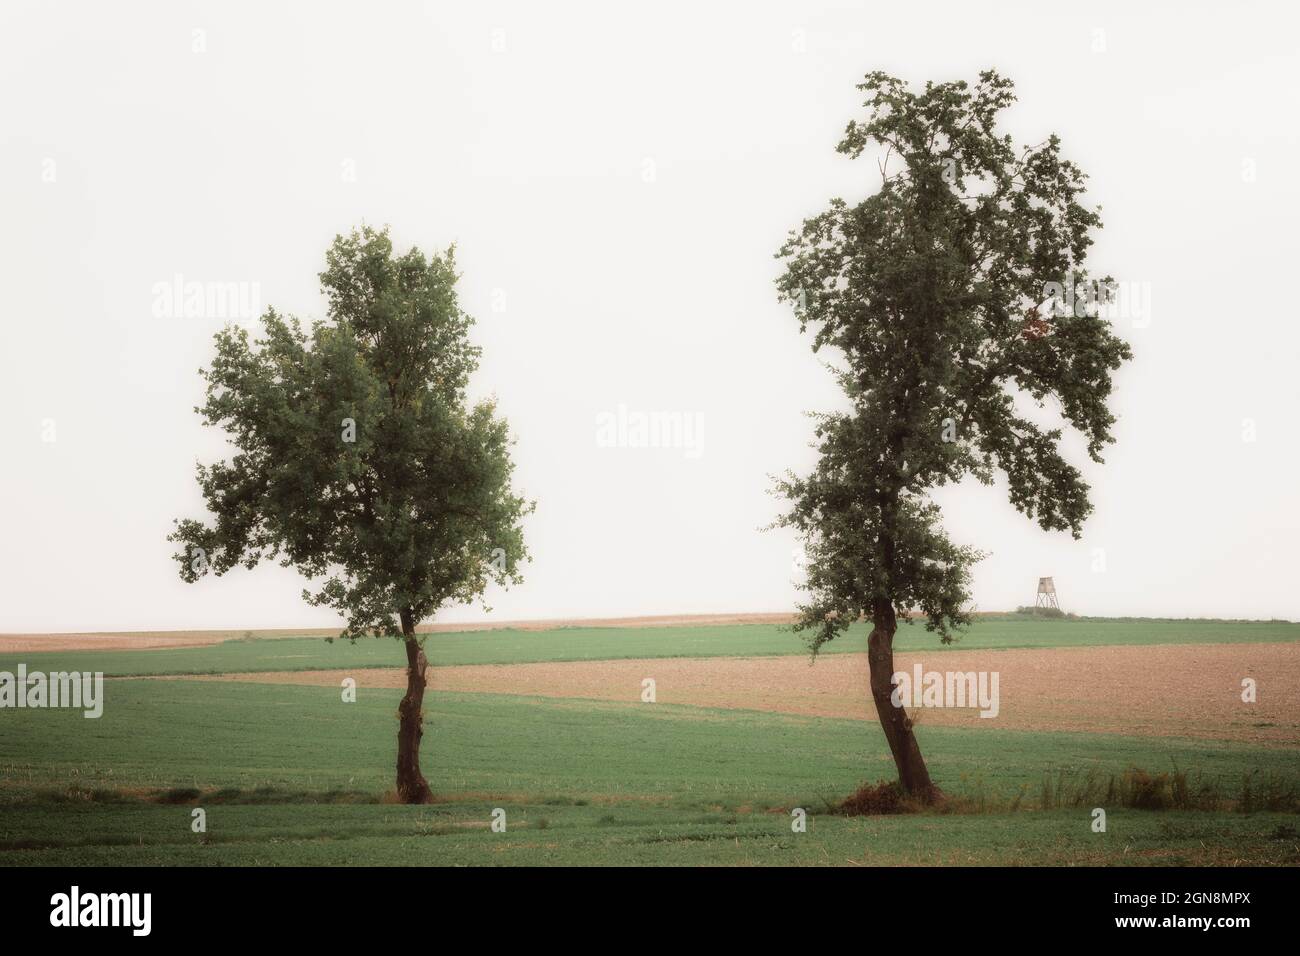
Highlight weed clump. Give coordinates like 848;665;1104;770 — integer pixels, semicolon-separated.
838;780;942;815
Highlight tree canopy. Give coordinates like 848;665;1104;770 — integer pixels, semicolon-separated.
170;226;532;642
773;70;1132;652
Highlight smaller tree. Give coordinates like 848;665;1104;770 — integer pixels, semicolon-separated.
171;225;531;803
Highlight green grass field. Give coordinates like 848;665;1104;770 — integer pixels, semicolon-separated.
1;618;1297;866
3;616;1296;678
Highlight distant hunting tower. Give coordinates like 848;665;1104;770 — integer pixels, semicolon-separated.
1035;576;1060;611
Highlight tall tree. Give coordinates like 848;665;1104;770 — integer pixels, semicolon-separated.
170;225;531;804
772;71;1131;800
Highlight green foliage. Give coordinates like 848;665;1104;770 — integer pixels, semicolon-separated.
170;226;532;640
773;71;1132;651
1013;605;1070;619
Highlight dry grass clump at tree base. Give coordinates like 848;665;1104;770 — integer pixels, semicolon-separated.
835;767;1299;816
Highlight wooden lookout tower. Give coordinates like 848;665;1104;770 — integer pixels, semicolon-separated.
1034;576;1060;611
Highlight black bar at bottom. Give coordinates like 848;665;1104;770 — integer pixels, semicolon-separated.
0;863;1284;936
0;865;1287;941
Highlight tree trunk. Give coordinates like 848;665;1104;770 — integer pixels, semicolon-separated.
867;600;939;802
395;609;433;804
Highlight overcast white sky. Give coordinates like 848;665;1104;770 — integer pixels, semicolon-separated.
1;1;1297;632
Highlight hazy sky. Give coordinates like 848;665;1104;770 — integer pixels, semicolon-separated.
2;1;1297;632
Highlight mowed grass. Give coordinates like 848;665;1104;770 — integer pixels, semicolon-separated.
2;680;1297;865
4;803;1295;866
2;616;1296;678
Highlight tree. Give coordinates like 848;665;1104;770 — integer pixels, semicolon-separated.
170;225;531;804
772;71;1131;801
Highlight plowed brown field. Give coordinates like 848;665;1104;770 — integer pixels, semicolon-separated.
169;642;1300;744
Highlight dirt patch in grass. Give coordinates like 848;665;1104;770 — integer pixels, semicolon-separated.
164;642;1299;744
839;781;909;815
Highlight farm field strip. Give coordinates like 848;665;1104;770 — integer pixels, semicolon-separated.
0;613;799;653
2;618;1297;679
171;641;1300;744
3;620;1297;867
3;803;1296;866
3;680;1295;800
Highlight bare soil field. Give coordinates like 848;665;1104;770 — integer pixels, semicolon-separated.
0;632;237;653
170;642;1300;744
